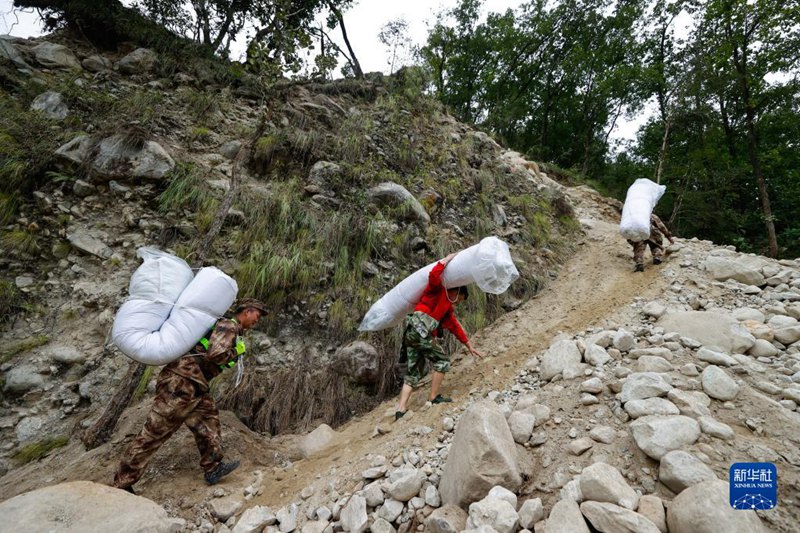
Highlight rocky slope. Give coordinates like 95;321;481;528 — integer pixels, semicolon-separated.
2;32;800;533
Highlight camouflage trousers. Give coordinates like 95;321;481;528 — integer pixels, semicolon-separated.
628;233;664;266
402;312;451;387
113;370;223;489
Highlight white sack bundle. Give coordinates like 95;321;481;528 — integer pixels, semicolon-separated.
112;249;239;365
620;178;666;241
358;236;519;331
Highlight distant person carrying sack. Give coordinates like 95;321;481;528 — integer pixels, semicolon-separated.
112;298;266;494
628;213;675;272
395;252;482;420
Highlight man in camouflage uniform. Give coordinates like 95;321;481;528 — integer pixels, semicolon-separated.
628;213;676;272
112;298;266;493
396;252;482;420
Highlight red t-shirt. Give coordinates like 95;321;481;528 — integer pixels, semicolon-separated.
414;262;469;345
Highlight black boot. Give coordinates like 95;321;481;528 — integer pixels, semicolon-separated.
395;411;406;421
431;394;452;404
204;460;240;485
634;264;644;272
653;258;662;265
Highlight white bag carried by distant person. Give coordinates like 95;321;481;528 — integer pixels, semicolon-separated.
111;248;238;365
358;236;519;332
619;178;666;241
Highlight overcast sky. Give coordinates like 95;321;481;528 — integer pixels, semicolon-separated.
0;0;646;142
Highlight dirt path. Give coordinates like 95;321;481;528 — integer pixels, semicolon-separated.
249;185;674;507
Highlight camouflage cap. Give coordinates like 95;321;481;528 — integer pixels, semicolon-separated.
234;298;267;314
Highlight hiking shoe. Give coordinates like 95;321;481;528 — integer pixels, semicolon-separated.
205;460;240;485
395;411;407;421
634;264;644;272
653;258;663;265
431;394;452;404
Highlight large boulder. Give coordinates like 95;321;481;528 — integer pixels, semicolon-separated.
439;402;521;508
702;255;766;286
340;494;368;533
0;481;183;532
331;341;378;384
3;365;44;394
30;91;69;120
298;424;336;458
667;480;767;533
117;48;158;74
579;502;661;533
67;230;113;259
32;42;81;69
658;311;755;353
540;339;584;381
629;415;700;460
467;496;519;533
658;450;717;493
624;398;680;418
0;36;31;68
367;182;430;226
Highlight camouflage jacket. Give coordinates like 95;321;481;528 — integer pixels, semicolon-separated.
650;214;673;241
162;317;241;391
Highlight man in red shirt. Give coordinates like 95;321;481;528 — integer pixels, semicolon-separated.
396;253;482;420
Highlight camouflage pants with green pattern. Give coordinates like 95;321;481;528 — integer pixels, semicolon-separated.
403;324;451;388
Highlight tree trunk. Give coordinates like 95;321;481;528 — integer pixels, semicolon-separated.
81;360;145;449
654;114;671;185
331;5;363;78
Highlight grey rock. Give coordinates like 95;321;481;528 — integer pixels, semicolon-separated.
340;495;367;533
276;504;298;532
658;311;755;354
589;426;616;444
643;301;667;319
701;365;739;401
232;506;277;533
666;389;712;419
0;481;183;532
363;481;384;507
44;344;86;365
507;411;536;444
425;485;441;508
73;179;96;197
55;135;94;165
624;398;680;419
15;416;45;443
666;480;767;533
637;495;667;533
703;256;766;286
544;500;590;533
580;377;604;394
117;48;158;74
568;437;594;456
210;498;244;522
424;505;467;533
33;42;81;69
579;502;661;533
467;497;519;533
749;339;779;357
579;462;638;510
4;366;44;394
67;231;113;259
332;341;379;384
369;518;395;533
618;372;672;403
774;326;800;345
92;135;175;180
82;55;112;72
584;344;611;366
299;424;336;458
387;467;424;501
636;356;673;373
613;330;635;352
732;307;765;322
220;140;243;160
367;182;430;226
658;451;717;493
695;347;736;366
439;402;521;507
30;91;68;120
376;499;404;523
697;416;734;440
629;415;701;460
540;339;584;381
518;499;543;530
0;36;30;68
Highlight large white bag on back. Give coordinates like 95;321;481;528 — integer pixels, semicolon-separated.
358;236;519;331
620;178;666;241
112;249;239;365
